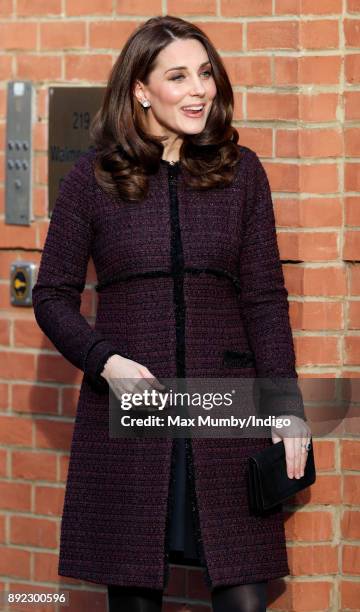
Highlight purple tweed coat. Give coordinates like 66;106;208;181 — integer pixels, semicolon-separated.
32;144;305;590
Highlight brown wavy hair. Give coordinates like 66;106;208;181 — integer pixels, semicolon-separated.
89;15;242;202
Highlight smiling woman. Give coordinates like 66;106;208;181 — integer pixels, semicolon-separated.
32;13;311;612
132;37;217;156
89;16;242;201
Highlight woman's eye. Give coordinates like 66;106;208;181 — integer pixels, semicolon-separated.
170;70;212;82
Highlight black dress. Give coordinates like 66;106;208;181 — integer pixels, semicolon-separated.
161;159;201;568
168;438;200;566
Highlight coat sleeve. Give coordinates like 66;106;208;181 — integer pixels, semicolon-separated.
238;149;306;421
32;151;121;393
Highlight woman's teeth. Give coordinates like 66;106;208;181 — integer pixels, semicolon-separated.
181;105;205;117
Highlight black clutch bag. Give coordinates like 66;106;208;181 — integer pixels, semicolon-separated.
247;439;316;515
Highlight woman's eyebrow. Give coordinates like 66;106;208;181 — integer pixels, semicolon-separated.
165;60;211;74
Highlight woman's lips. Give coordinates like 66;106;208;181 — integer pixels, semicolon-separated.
180;105;205;118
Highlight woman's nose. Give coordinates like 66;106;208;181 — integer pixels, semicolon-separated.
188;75;206;96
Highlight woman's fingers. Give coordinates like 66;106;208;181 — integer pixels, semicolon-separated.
284;436;310;479
284;437;295;479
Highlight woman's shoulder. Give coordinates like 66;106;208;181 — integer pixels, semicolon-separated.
236;144;262;168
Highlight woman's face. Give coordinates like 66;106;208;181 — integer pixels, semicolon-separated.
134;38;217;140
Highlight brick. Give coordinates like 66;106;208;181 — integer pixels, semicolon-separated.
0;415;32;446
0;54;12;81
300;19;339;48
0;546;31;579
300;0;342;13
116;0;162;14
0;22;37;50
349;301;360;329
275;56;299;84
299;162;339;194
0;221;37;248
0;449;7;477
65;54;112;81
298;128;343;157
35;485;65;516
345;91;360;119
13;383;58;415
289;301;343;331
248;93;298;120
34;551;61;582
37;354;82;385
313;440;336;470
40;21;86;50
236;128;272;156
341;510;360;539
223;56;271;86
248;20;298;50
345;127;360;156
345;162;360;191
263;160;299;192
296;337;341;366
192;21;243;52
0;318;10;345
0;383;9;411
345;337;360;365
167;0;216;15
295;267;346;297
350;264;360;295
33;120;48;152
344;475;360;504
341;580;360;610
299;56;341;84
17;0;62;16
10;516;57;548
89;21;138;49
276;198;342;228
0;515;5;542
292;581;332;611
0;352;36;381
343;545;360;575
222;0;272;16
288;545;338;575
11;450;57;480
276;0;300;13
344;18;360;46
16;55;62;81
300;93;339;121
278;231;339;261
59;454;70;482
348;0;360;11
343;230;360;260
14;319;53;350
345;54;360;84
34;418;73;450
0;0;13;16
0;482;31;511
66;0;113;15
33;186;48;217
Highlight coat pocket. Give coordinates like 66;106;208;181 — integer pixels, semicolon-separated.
223;349;256;368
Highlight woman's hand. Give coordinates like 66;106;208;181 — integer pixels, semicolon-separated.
100;354;166;411
271;415;312;480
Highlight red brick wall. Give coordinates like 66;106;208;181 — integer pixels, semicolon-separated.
0;1;359;610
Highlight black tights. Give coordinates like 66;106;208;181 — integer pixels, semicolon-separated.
107;580;268;612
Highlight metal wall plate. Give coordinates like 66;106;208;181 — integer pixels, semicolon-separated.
48;86;105;215
10;261;38;307
5;81;33;226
